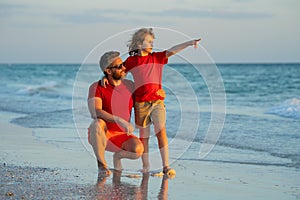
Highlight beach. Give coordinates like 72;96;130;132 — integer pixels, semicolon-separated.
0;63;299;199
1;116;299;199
1;0;299;198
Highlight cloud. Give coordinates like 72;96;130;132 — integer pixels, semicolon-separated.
54;12;121;24
1;3;273;26
0;3;26;10
53;8;273;25
0;3;28;18
142;8;273;19
52;9;157;25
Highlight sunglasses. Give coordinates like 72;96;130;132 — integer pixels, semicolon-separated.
108;63;124;70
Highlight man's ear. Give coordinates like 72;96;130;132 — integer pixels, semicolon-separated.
104;68;111;76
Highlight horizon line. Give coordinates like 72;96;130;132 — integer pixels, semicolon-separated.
1;61;300;65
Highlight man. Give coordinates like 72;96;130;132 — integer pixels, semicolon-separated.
87;51;144;176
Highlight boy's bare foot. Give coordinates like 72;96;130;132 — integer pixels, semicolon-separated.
163;166;176;177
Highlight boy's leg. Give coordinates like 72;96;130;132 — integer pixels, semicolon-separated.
139;126;151;172
152;100;175;175
155;126;169;168
134;101;152;171
154;121;176;175
151;101;169;168
158;174;169;199
139;172;150;200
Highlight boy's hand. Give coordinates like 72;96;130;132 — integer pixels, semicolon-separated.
116;117;134;135
101;77;109;88
192;38;201;48
156;89;166;98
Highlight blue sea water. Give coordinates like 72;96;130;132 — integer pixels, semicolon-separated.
0;63;299;169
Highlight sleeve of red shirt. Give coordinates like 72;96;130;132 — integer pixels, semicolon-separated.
88;81;103;99
153;51;168;64
123;51;168;73
123;57;133;73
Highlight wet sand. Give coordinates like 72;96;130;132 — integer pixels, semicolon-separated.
0;117;299;199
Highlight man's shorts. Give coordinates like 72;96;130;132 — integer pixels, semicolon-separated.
88;128;138;152
134;99;166;129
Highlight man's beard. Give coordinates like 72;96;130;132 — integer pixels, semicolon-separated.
112;71;124;80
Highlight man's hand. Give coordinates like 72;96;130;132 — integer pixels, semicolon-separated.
116;117;134;135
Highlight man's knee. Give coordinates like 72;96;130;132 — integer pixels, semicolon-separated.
90;119;107;135
134;142;144;157
89;119;107;147
131;139;144;158
96;119;107;129
124;138;144;157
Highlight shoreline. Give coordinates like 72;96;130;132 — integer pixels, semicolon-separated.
0;114;299;199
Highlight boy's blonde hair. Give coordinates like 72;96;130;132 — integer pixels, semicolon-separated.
128;28;155;56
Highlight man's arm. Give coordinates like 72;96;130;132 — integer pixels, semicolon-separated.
166;38;201;58
88;97;113;121
88;97;134;134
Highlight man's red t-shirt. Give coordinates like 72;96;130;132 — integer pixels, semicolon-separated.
124;51;168;102
88;79;134;132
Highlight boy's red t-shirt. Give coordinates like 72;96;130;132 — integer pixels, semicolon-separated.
88;79;134;132
124;51;168;102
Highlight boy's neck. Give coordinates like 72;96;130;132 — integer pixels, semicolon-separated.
139;50;150;56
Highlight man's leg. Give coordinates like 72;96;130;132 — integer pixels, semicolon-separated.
113;136;144;171
89;119;111;176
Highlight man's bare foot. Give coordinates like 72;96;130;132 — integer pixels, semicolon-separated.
113;152;123;171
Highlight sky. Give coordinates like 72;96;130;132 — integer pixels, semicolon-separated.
0;0;299;63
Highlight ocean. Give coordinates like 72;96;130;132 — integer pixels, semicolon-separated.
0;63;299;170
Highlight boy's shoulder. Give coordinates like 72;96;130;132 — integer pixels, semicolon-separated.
121;79;134;93
124;51;167;66
151;51;167;58
122;79;134;87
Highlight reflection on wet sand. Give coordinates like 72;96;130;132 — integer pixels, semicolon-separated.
94;170;170;199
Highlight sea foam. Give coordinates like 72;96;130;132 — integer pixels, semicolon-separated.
265;98;300;119
16;81;59;96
